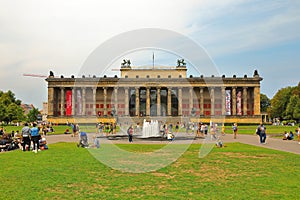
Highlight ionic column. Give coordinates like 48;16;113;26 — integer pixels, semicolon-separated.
92;87;97;115
82;87;86;116
243;87;248;116
167;87;172;116
60;87;65;116
254;86;260;115
157;87;161;116
232;87;237;115
72;88;75;116
189;87;193;115
114;87;118;116
146;87;150;116
48;87;54;116
178;87;182;116
221;87;226;116
103;87;107;116
210;87;215;116
200;87;204;116
135;87;140;116
124;87;129;116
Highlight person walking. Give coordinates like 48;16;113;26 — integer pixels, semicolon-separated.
31;123;40;152
210;123;217;140
127;125;133;143
221;123;225;136
21;123;31;151
175;122;179;133
256;123;267;144
232;123;238;139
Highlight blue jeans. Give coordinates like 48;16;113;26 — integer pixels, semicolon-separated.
260;133;266;143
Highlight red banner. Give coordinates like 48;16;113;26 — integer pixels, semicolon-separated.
66;90;72;116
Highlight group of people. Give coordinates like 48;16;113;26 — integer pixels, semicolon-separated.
0;123;48;152
21;123;48;152
283;131;294;140
96;123;117;135
283;127;300;144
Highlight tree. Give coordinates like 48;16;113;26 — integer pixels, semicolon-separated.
260;93;271;112
293;99;300;121
0;103;5;122
285;94;300;121
0;90;25;124
269;83;300;121
292;82;300;97
27;108;40;122
5;103;25;123
269;87;293;119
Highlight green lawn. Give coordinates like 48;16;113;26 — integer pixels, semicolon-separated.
1;143;299;199
1;124;298;137
224;125;298;136
0;124;120;135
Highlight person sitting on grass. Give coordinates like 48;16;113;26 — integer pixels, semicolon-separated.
215;136;223;148
39;136;48;150
92;135;100;148
64;129;71;134
167;132;175;141
287;131;294;140
283;131;288;140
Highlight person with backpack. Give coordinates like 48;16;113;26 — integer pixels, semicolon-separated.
21;123;31;151
256;123;267;144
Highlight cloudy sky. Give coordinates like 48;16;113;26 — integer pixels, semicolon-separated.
0;0;299;109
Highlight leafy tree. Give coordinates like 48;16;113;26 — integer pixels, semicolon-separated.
5;103;25;123
294;99;300;121
0;90;25;124
292;82;300;97
269;83;300;121
269;87;292;119
0;103;5;122
27;108;40;122
260;93;271;112
285;94;300;121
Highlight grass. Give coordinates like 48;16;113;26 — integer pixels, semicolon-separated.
1;143;300;199
1;124;298;138
225;125;298;136
0;124;121;135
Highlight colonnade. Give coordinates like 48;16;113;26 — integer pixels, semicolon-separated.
48;85;260;117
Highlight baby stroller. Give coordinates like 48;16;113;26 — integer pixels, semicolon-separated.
77;132;89;148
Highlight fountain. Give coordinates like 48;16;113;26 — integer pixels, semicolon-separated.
140;119;160;138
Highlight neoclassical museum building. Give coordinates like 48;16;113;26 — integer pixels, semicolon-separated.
46;64;263;125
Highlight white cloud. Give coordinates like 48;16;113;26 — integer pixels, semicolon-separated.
188;0;300;56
